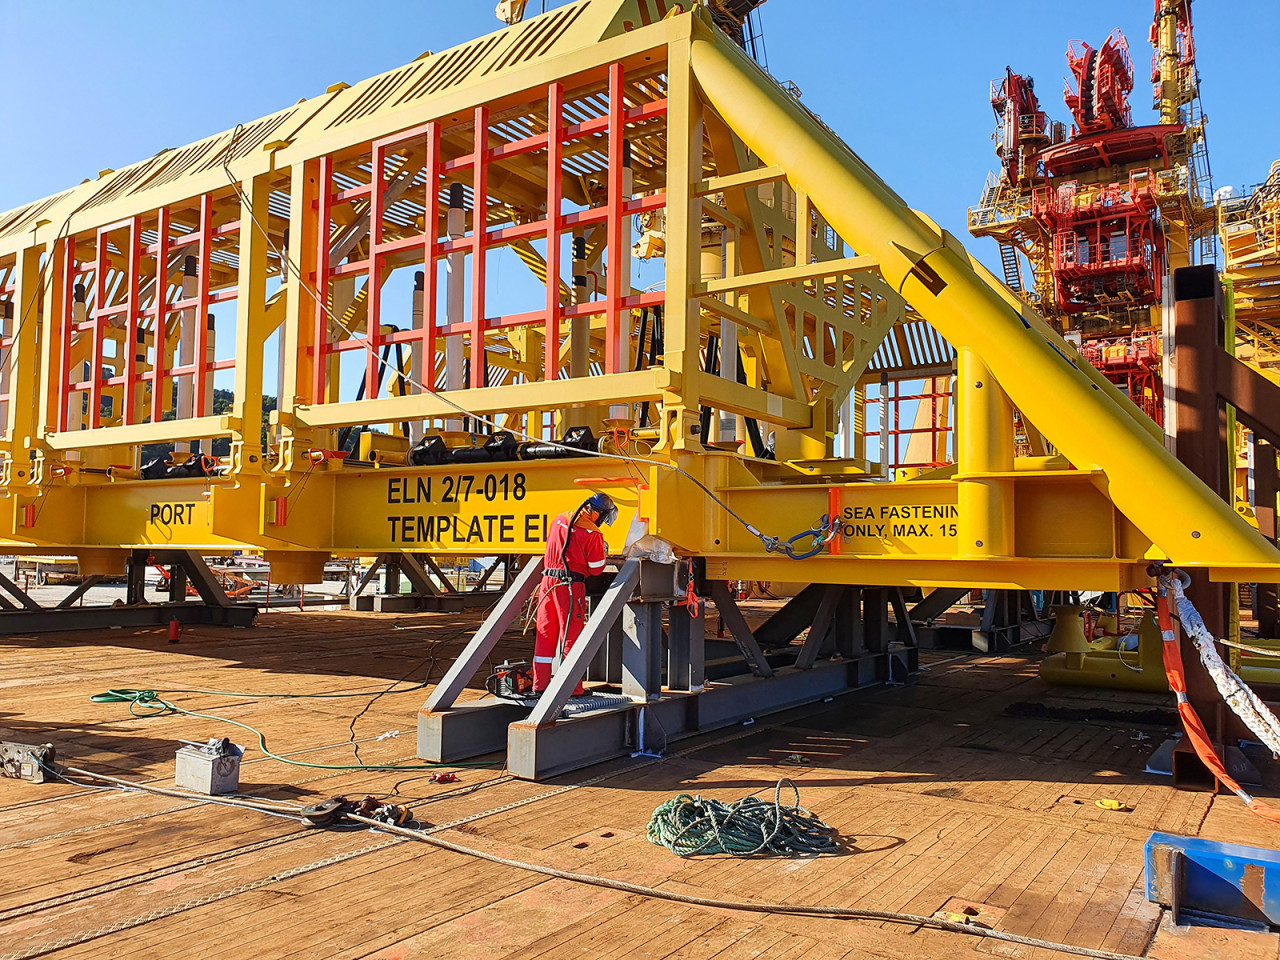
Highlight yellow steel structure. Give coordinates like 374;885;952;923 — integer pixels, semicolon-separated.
0;0;1276;591
1221;161;1280;374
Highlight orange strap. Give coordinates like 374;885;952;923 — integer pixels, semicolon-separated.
682;573;701;619
1156;585;1280;825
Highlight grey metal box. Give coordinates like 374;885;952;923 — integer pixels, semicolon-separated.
175;741;244;795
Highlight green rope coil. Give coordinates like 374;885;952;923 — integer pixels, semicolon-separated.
646;779;839;857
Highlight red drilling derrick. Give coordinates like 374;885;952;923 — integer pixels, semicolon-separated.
1064;30;1135;135
1034;170;1165;314
991;68;1051;186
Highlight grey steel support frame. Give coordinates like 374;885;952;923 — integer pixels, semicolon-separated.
908;587;969;624
709;581;773;676
125;549;149;605
417;557;546;761
588;618;624;685
418;564;920;780
56;575;104;608
0;570;41;611
974;590;1050;653
507;651;903;781
622;601;665;699
667;602;705;692
350;552;496;612
0;550;255;634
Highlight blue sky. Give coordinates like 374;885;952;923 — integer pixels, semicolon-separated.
3;0;1275;269
2;0;1276;425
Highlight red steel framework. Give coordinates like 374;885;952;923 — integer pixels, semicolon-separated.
310;63;667;406
55;195;237;432
868;379;953;472
1064;30;1135;135
1034;171;1164;314
1081;331;1164;425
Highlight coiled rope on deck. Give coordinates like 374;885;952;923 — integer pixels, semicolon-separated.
646;779;838;857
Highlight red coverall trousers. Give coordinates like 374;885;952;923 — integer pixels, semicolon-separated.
533;513;606;693
533;579;587;695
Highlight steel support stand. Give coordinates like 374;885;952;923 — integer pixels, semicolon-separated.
589;618;625;685
0;570;41;610
418;558;546;761
0;551;255;634
421;562;920;781
125;549;149;606
667;602;704;692
622;600;665;700
55;575;104;609
167;563;188;604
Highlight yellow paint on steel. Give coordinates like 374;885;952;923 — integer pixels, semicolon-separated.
0;1;1275;589
686;25;1280;571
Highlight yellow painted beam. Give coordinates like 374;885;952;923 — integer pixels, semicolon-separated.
700;255;880;294
687;27;1280;572
295;369;666;429
44;416;236;451
694;164;786;197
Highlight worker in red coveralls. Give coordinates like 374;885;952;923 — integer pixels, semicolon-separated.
532;492;617;696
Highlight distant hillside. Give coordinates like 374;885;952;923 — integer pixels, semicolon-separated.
141;388;277;462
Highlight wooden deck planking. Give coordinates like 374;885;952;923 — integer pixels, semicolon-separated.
1;609;1277;958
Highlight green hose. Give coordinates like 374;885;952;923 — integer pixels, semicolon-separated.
90;687;497;770
646;779;838;857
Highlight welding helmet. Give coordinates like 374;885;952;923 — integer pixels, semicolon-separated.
584;492;618;527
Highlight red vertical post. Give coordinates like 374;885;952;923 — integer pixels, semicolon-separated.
470;105;489;389
544;83;564;384
828;487;842;556
896;384;906;473
605;62;625;375
312;157;334;405
57;236;76;432
152;206;171;424
422;123;439;393
367;142;386;398
123;216;142;425
90;227;108;428
930;385;938;466
194;194;213;417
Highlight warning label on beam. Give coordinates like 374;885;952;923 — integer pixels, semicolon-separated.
837;503;959;547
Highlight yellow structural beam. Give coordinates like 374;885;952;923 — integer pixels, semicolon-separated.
0;0;1274;590
686;26;1280;574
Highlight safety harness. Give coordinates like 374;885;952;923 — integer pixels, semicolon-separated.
545;567;586;585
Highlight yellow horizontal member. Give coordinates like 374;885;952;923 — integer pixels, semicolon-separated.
15;457;654;558
43;415;238;451
5;480;298;553
18;451;1278;591
711;472;1128;563
698;255;881;294
293;369;666;430
1208;567;1280;584
330;464;634;556
707;556;1152;593
693;164;787;197
691;372;811;426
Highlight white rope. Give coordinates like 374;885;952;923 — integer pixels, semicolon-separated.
1164;573;1280;755
1219;636;1280;658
